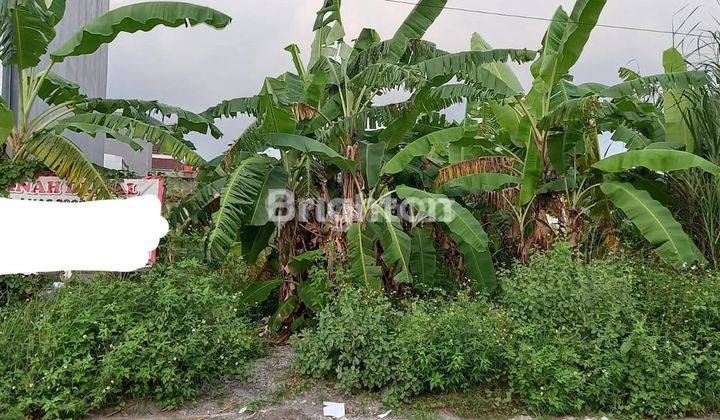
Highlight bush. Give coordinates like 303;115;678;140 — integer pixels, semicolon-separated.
293;244;720;418
293;289;511;402
293;288;400;393
501;244;720;417
0;260;264;419
389;297;511;401
0;273;59;308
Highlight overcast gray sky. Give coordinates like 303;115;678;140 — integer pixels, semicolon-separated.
107;0;720;159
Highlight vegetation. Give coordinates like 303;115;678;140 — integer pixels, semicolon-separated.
3;0;720;418
0;1;231;199
171;0;719;340
671;35;720;266
295;244;720;418
0;260;263;419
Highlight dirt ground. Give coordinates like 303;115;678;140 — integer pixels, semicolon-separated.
91;346;405;420
90;348;716;420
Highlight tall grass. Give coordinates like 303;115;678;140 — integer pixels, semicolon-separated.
672;32;720;266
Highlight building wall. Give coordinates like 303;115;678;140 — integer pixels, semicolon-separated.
105;138;152;175
50;0;110;165
3;0;110;165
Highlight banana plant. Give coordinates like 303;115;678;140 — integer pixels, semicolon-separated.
171;0;555;332
428;0;713;268
0;1;230;199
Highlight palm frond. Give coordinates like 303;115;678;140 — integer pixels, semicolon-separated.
22;133;112;200
55;113;206;167
206;155;279;261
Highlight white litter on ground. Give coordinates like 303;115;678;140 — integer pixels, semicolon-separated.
323;401;346;418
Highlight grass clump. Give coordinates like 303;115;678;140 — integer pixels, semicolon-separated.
0;259;264;419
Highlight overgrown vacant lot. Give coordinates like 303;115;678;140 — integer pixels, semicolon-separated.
2;245;720;418
3;0;720;418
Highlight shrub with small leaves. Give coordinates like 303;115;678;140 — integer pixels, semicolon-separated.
293;289;511;402
501;244;720;417
294;244;720;418
293;288;400;393
0;259;264;419
0;159;44;196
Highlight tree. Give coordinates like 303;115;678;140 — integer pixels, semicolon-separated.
172;0;545;334
175;0;715;337
0;1;231;199
461;3;713;268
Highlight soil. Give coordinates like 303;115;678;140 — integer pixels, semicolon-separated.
90;348;715;420
90;346;401;420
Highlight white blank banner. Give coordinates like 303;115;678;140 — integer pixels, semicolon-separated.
0;196;169;275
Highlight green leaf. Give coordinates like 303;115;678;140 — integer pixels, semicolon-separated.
600;71;709;98
410;228;436;286
352;27;380;58
662;48;694;152
201;96;261;120
47;0;66;24
285;44;306;79
664;89;694;153
0;3;56;69
248;166;289;226
55;113;206;167
77;98;221;138
531;6;568;82
347;223;382;291
51;2;231;62
418;49;538;81
519;139;542;205
489;101;523;143
239;279;282;307
611;125;652;150
592;150;720;176
22;134;112;200
263;133;356;172
289;250;322;276
382;127;466;175
619;66;641;81
169;177;226;228
547;123;584;172
438;173;521;196
258;97;296;135
538;96;614;130
470;33;524;94
0;101;15;148
383;0;448;64
55;121;141;151
270;295;297;331
308;0;343;68
663;47;687;73
206;155;277;261
371;206;412;284
555;0;607;76
601;180;703;267
358;141;386;189
396;186;495;290
312;0;342;31
458;243;497;293
298;281;330;312
38;72;86;106
239;223;276;265
220;121;264;170
396;186;489;251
